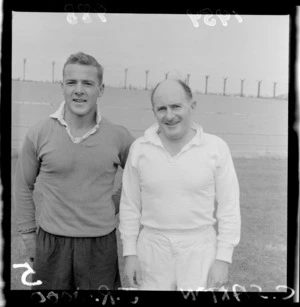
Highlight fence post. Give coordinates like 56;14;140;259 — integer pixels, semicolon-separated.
124;68;128;89
257;80;262;98
273;82;277;98
240;79;245;97
52;61;55;83
145;70;149;90
223;76;228;96
23;58;27;81
205;75;209;95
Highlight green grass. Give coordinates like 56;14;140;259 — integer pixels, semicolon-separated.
10;156;287;291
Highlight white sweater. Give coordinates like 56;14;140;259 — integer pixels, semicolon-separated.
119;123;241;263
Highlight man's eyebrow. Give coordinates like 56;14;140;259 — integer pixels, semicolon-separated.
64;79;95;83
82;79;95;83
156;103;182;108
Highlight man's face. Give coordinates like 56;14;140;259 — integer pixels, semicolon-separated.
152;81;195;142
62;64;104;118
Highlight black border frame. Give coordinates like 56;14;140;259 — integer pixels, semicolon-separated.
1;2;298;305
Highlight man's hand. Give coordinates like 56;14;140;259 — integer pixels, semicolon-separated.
207;259;229;289
124;255;142;288
21;231;37;262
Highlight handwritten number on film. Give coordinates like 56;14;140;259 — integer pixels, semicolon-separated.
65;3;107;24
187;9;243;27
98;285;139;305
12;262;42;287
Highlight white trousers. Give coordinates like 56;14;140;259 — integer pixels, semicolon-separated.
136;225;217;291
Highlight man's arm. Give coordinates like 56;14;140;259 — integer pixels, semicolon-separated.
14;134;40;260
208;140;241;288
119;128;135;170
113;128;135;214
21;231;37;262
119;142;143;287
112;184;122;215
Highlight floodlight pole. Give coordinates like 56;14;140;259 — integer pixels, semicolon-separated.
240;79;245;97
205;75;209;95
145;70;149;90
186;74;190;86
273;82;277;98
23;58;27;81
257;80;262;98
223;77;228;96
52;61;55;83
124;68;128;89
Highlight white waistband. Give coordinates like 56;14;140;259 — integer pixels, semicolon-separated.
142;224;214;235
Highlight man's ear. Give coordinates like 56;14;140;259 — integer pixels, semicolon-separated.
191;100;197;110
98;83;105;97
60;81;64;95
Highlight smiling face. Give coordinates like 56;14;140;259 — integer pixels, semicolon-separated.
62;63;104;119
152;80;196;142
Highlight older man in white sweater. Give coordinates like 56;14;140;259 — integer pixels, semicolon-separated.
119;79;241;291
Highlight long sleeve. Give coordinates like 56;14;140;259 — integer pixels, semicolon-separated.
113;128;135;215
215;141;241;263
14;134;40;233
118;128;135;169
112;185;122;215
119;144;142;256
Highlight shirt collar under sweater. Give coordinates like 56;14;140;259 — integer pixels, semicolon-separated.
49;101;102;144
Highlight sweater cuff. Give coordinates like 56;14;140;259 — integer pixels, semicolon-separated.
122;240;137;257
18;220;37;234
216;242;234;263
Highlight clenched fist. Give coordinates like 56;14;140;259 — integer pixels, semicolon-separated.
21;231;37;262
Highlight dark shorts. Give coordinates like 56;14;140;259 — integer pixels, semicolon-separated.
31;227;121;290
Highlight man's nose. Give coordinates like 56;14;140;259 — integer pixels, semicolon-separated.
74;83;84;94
165;108;174;120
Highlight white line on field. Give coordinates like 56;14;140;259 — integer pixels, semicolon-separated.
13;101;54;105
12;102;285;118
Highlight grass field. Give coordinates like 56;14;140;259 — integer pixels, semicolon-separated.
10;80;288;292
10;155;287;292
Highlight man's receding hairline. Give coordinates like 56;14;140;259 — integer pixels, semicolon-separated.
151;79;193;106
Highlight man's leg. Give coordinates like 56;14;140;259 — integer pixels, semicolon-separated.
32;228;74;290
73;229;121;290
176;226;217;291
137;227;176;290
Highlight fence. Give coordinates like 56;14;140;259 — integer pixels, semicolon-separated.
11;81;288;158
12;58;289;100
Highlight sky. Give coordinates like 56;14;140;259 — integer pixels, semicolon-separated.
12;12;289;95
